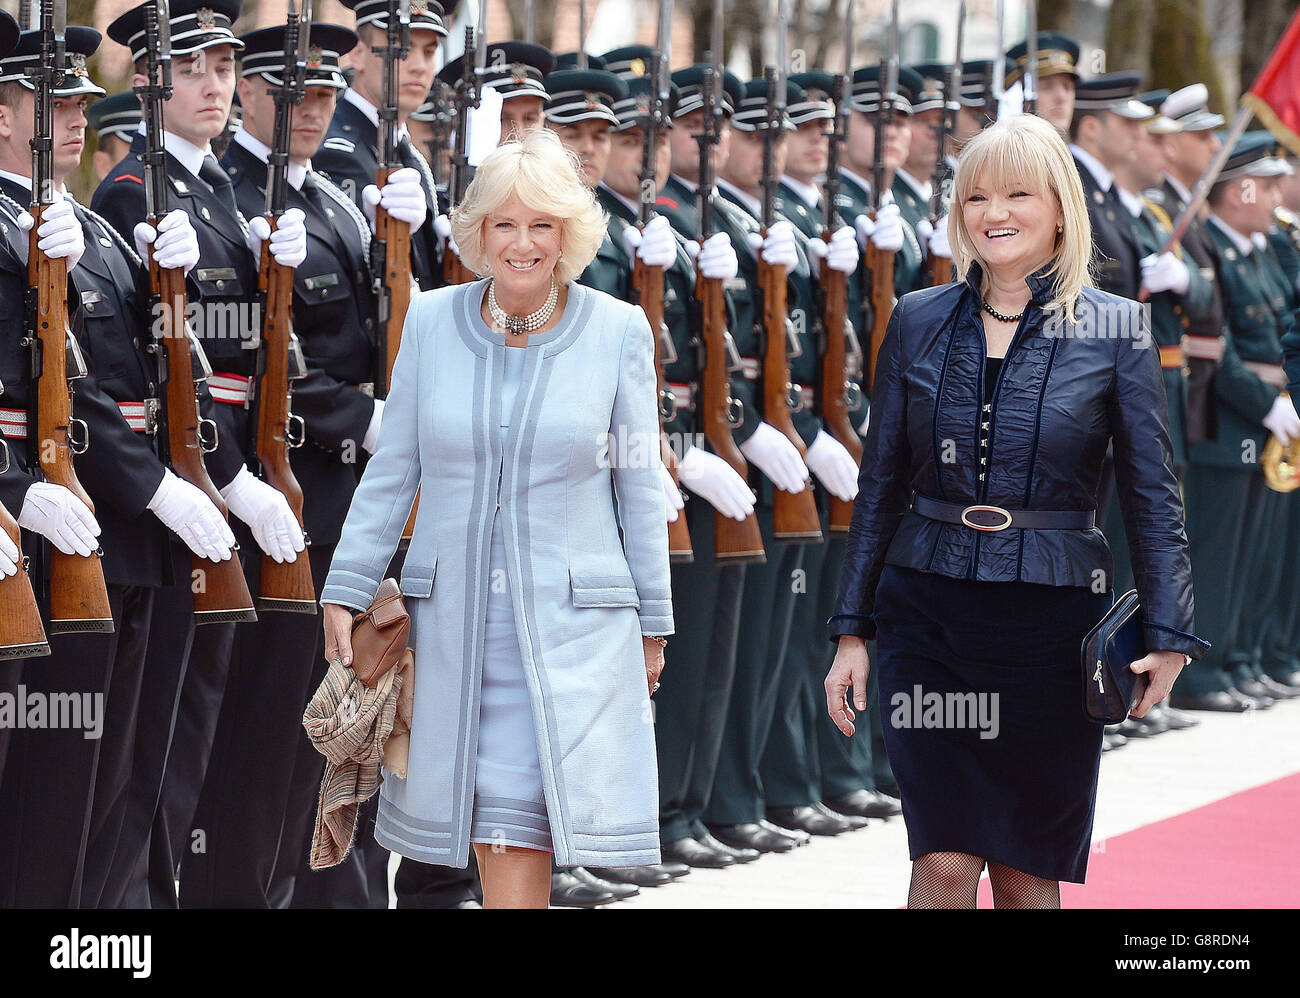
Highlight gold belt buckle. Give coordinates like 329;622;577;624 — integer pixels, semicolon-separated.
960;504;1013;532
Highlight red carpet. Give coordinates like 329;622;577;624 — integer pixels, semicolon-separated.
974;772;1300;908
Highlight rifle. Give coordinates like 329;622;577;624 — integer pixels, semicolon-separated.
817;0;864;535
631;0;692;562
758;5;820;543
0;432;50;658
866;0;899;392
371;0;420;546
694;0;764;564
1022;1;1038;116
441;18;481;286
250;0;315;614
924;0;963;289
25;0;113;633
138;0;255;624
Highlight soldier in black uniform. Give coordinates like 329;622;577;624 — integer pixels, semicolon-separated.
86;90;142;182
312;0;450;290
93;0;308;908
438;40;555;149
0;25;237;908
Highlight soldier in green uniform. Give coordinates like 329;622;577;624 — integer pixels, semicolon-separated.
892;65;945;285
1173;133;1299;711
1005;31;1080;138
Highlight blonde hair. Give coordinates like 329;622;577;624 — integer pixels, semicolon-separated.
451;128;607;284
949;114;1093;321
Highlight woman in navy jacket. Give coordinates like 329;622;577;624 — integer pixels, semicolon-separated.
824;115;1208;907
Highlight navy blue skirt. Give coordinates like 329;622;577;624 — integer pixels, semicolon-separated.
873;563;1112;883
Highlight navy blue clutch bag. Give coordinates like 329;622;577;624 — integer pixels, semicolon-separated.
1081;590;1149;724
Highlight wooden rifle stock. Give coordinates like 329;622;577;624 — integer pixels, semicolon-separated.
758;255;821;541
441;246;476;285
865;238;896;392
0;500;49;657
697;272;765;563
29;208;113;634
152;261;256;624
817;246;861;534
633;255;692;563
374;166;418;545
925;253;953;288
253;234;314;613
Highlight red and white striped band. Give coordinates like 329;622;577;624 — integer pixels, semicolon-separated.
208;371;254;405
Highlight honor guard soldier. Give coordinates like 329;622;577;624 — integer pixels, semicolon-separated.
94;0;307;908
0;23;229;908
313;0;450;290
781;70;900;819
1174;133;1299;712
892;66;945;276
597;46;767;875
86;90;142;181
1006;31;1080;137
174;22;396;908
436;40;555;146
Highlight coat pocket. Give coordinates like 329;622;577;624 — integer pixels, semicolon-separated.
399;558;437;598
569;571;640;609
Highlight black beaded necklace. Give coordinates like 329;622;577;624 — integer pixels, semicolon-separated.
980;299;1025;323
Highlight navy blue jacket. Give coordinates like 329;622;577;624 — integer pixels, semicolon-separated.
827;264;1208;659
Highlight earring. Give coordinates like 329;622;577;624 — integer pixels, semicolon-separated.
1056;224;1063;233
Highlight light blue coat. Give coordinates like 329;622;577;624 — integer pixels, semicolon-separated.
320;279;674;868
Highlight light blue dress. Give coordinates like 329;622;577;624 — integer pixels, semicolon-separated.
468;344;553;853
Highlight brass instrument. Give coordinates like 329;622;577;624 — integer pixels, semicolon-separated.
1263;393;1300;492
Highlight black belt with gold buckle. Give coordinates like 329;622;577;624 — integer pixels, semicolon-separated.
911;494;1096;532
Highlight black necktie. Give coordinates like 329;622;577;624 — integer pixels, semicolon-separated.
299;171;329;223
199;153;239;218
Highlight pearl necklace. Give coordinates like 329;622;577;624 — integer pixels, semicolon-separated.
488;279;559;337
980;299;1026;323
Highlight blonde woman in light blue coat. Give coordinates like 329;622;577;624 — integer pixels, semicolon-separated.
320;129;674;909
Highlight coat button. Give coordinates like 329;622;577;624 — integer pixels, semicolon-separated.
216;279;225;290
365;317;374;330
85;302;95;312
132;337;140;348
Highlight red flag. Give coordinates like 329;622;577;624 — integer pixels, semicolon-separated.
1242;4;1300;154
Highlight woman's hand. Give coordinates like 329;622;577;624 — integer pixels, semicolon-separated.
323;603;355;668
642;636;666;697
1128;650;1188;718
825;635;870;736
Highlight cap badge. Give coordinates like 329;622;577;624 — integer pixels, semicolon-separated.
197;7;217;30
307;45;323;69
629;57;646;78
69;52;87;78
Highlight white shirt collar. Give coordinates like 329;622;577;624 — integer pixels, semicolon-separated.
896;167;931;202
838;166;895;206
344;88;409;141
670;173;698;194
717;177;762;219
231;127;309;190
1070;143;1114;193
1165;174;1193;206
781;175;822;209
1116;186;1143;218
1209;214;1255;256
0;169;68;197
599;182;641;218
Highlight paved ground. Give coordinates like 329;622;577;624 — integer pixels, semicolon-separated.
607;697;1300;908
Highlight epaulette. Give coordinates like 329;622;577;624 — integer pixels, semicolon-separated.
322;137;355;153
116;173;144;184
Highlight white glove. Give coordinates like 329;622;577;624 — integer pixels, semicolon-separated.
1263;393;1300;447
659;463;685;522
18;194;85;270
0;529;20;578
362;398;385;455
146;470;235;561
927;214;953;260
804;429;859;501
133;209;200;274
432;213;459;256
1140;252;1190;296
676;445;755;520
362;167;428;233
746;218;798;273
622;215;677;268
805;224;859;277
739;421;808;494
854;202;904;253
219;466;305;564
247;207;308;268
686;231;738;281
17;482;101;557
857;403;870;437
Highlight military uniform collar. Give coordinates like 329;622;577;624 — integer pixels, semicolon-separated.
143;125;211;179
1209;214;1255;256
1115;185;1143;218
344;87;410;141
963;259;1057;305
839;165;874;199
1164;173;1193;206
597;182;640;221
0;169;67;197
231;126;309;190
895;167;931;203
1070;143;1114;194
780;175;821;209
669;173;698;194
717;177;761;219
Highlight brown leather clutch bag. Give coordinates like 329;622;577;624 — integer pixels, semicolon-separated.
351;578;410;688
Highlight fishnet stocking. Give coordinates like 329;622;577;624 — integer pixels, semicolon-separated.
987;861;1061;908
907;851;985;908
